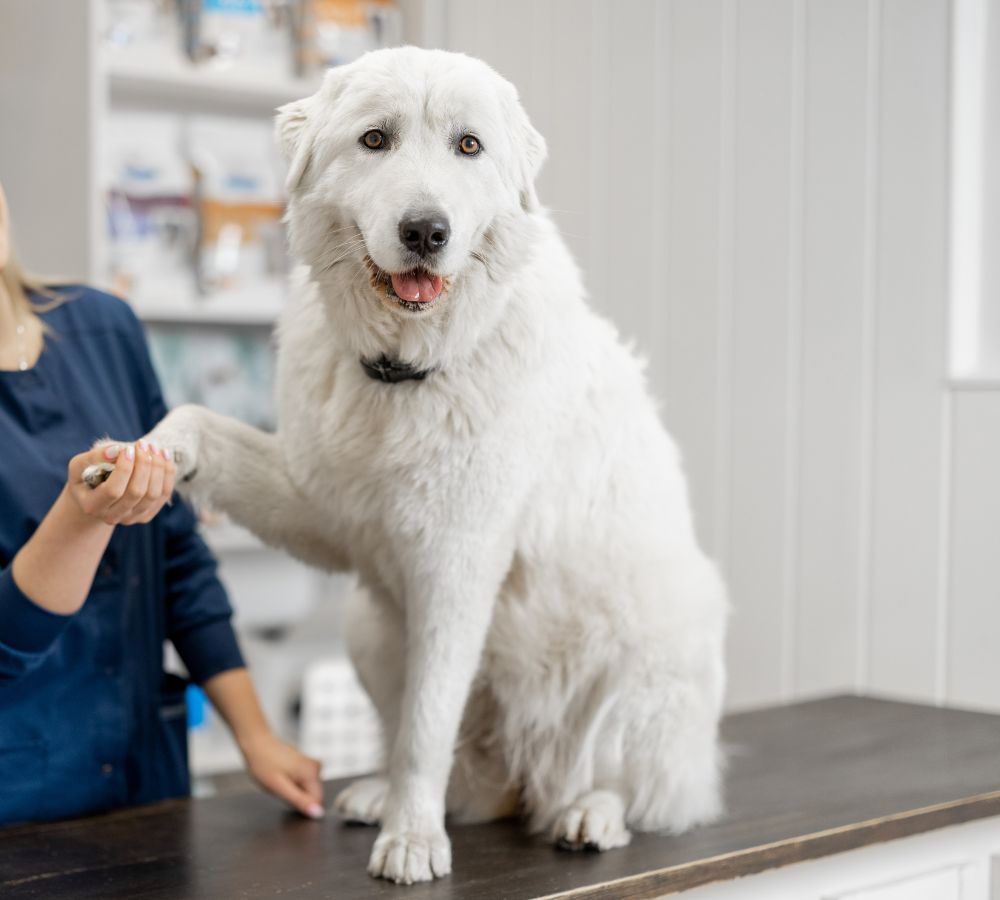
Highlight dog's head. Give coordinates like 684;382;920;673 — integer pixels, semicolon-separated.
276;48;547;364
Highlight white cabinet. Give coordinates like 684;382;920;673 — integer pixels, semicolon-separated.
675;816;1000;900
834;866;962;900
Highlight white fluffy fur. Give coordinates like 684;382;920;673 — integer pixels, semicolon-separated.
146;47;728;884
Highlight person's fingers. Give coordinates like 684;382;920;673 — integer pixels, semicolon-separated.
95;442;136;519
67;445;118;517
68;444;120;484
106;440;152;523
263;771;325;820
125;442;167;523
297;756;324;804
161;447;177;502
146;443;166;499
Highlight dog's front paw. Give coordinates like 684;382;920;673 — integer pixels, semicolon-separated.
144;404;205;484
552;790;632;851
334;775;387;825
367;825;451;884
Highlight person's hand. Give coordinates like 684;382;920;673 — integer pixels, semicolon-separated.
240;731;325;820
65;440;177;526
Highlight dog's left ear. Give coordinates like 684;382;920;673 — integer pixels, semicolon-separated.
276;66;351;193
504;87;547;213
275;96;316;193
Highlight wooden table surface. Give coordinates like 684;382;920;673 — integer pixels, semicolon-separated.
3;695;1000;899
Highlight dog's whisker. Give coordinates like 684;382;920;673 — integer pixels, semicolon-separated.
321;238;367;257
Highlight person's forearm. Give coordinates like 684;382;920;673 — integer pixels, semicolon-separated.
204;666;324;818
10;487;113;615
202;667;271;749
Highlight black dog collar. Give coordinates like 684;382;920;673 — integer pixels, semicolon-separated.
360;355;432;384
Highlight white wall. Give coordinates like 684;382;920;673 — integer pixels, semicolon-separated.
0;0;101;279
437;0;1000;712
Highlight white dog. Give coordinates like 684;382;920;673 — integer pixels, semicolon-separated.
146;47;728;884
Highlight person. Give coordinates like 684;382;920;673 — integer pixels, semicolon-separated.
0;181;324;826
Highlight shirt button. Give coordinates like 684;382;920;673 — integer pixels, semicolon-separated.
101;763;114;777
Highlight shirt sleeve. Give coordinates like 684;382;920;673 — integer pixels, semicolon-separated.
122;304;246;684
0;567;74;682
160;499;245;684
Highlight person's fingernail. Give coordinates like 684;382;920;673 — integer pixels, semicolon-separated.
306;803;325;819
163;448;172;462
125;444;135;461
138;440;148;453
103;445;120;460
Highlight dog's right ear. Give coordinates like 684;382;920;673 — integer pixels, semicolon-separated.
275;96;316;193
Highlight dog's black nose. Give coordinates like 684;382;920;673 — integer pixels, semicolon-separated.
399;214;450;257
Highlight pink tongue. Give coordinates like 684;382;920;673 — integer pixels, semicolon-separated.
390;271;443;302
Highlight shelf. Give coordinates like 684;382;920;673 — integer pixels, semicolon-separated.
129;286;284;326
136;301;281;326
106;48;323;114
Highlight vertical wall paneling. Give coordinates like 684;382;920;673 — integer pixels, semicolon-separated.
661;0;727;555
539;0;595;270
867;0;951;701
714;0;737;575
437;0;995;713
647;0;671;407
603;0;658;344
781;0;806;698
982;0;1000;375
855;0;883;693
528;1;554;165
948;0;989;378
947;391;1000;711
444;1;484;62
793;0;870;698
724;0;797;708
587;0;614;320
934;389;954;704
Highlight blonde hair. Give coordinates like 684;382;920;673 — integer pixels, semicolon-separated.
1;249;68;325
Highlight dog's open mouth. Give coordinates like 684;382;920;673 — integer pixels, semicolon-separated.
364;256;450;313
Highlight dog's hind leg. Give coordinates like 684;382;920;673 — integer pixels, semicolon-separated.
446;684;519;824
552;789;632;851
333;587;404;825
144;404;346;571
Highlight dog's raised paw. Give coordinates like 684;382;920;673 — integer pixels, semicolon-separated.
144;404;204;484
552;789;632;851
367;827;451;884
334;776;387;825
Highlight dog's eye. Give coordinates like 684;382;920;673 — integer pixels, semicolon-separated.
458;134;481;156
361;129;386;151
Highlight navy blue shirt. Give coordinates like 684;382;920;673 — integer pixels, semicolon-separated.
0;286;244;826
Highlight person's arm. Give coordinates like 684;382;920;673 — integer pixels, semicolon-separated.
159;500;325;818
203;668;324;819
0;440;174;681
11;442;174;613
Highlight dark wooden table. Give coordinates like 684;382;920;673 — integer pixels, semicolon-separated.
3;696;1000;899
